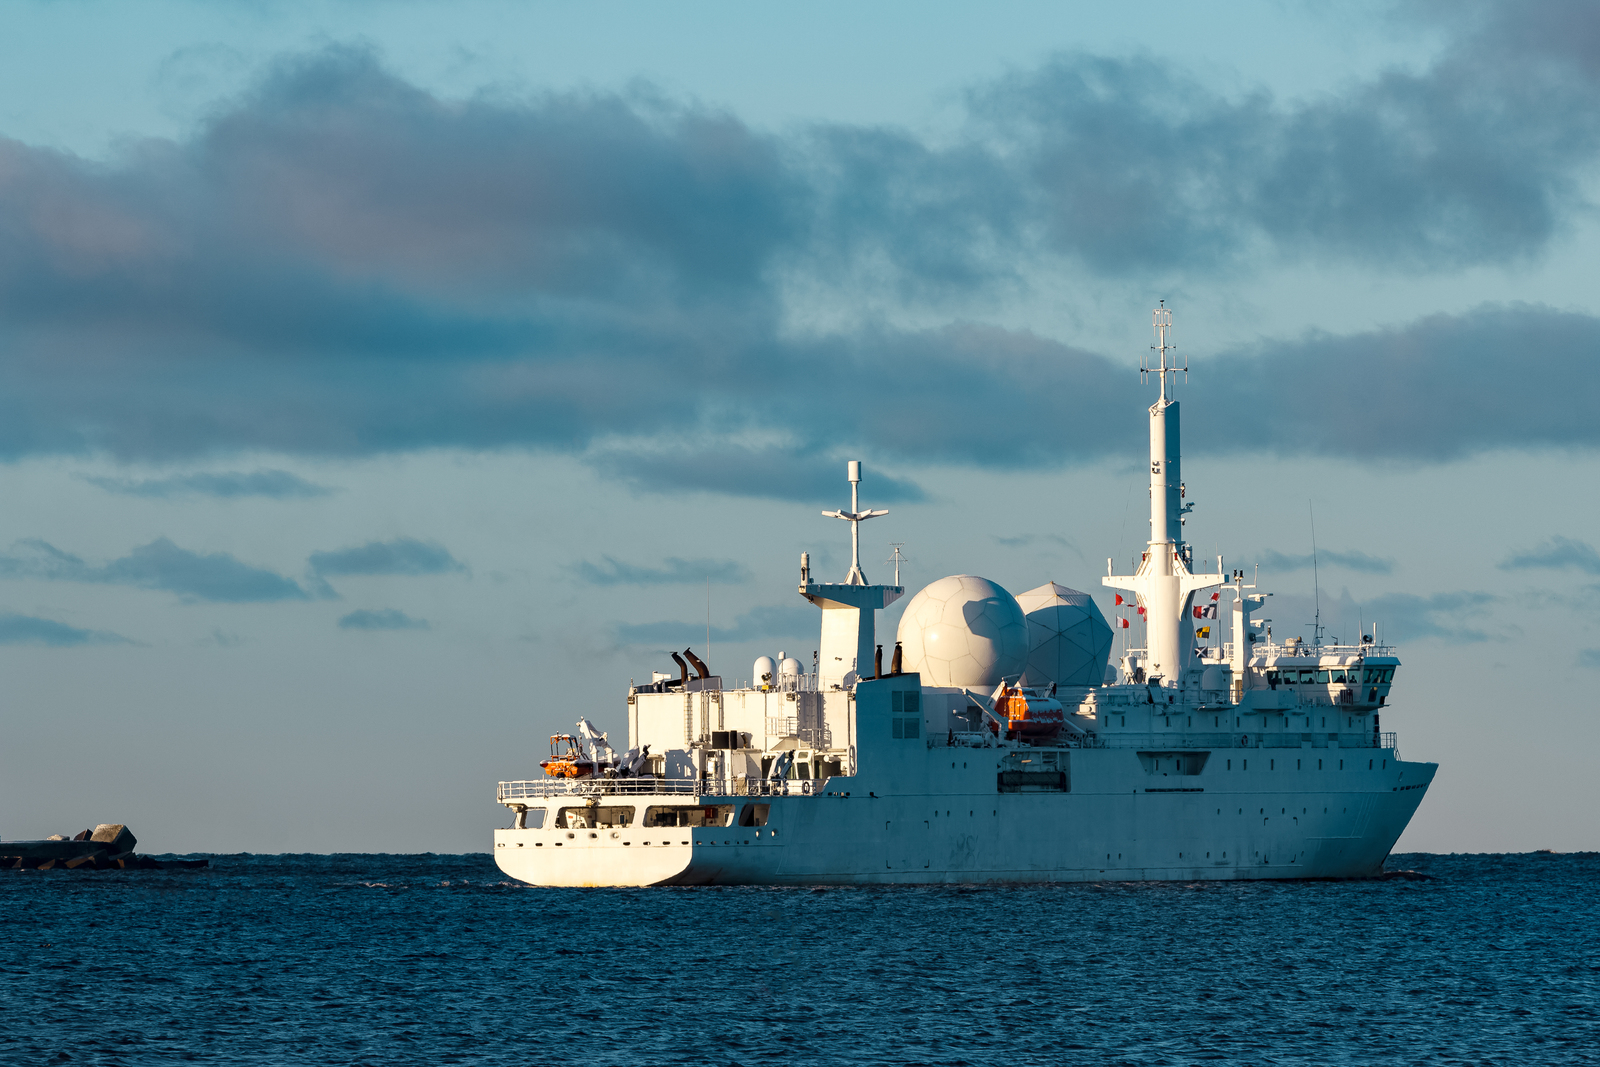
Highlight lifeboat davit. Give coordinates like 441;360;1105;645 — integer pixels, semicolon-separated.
993;684;1065;741
540;734;599;779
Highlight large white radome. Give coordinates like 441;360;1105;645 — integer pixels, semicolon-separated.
895;575;1028;688
1015;581;1114;688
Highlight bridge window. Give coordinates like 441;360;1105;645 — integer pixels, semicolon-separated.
1315;670;1330;683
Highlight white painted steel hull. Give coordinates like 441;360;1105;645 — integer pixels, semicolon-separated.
492;749;1435;887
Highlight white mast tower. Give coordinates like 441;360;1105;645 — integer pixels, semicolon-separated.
803;461;903;689
1104;303;1224;685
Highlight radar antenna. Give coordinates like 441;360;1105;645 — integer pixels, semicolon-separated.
821;461;888;585
886;543;909;587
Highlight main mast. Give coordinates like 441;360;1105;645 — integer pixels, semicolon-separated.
1104;303;1222;685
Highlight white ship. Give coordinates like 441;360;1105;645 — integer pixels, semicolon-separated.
493;305;1435;886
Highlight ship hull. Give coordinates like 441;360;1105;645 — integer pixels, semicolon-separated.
492;752;1436;887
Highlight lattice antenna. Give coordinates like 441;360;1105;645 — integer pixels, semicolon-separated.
1141;300;1185;397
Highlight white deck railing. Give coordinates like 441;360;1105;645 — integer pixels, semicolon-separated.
497;777;827;802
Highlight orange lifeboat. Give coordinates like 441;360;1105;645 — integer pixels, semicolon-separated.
993;684;1065;741
539;734;599;779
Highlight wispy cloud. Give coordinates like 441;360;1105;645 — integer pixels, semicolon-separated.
612;604;816;650
83;469;334;499
572;556;749;586
0;538;309;603
308;538;465;578
592;447;926;504
1498;536;1600;575
1257;548;1395;575
1354;591;1497;642
338;608;429;631
0;612;132;646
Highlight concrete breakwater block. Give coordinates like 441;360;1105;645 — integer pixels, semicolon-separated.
0;824;208;871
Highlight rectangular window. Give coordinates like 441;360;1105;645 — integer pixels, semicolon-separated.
643;805;733;828
892;691;904;713
905;691;921;715
556;805;636;829
1298;670;1315;684
1381;668;1395;683
1315;670;1330;683
892;718;904;739
904;716;920;739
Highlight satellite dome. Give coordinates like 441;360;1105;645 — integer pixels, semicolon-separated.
896;575;1028;688
753;656;777;686
778;656;803;677
1015;582;1114;688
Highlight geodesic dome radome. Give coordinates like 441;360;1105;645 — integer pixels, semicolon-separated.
1015;581;1114;688
895;575;1028;688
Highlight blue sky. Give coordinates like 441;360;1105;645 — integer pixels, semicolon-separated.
0;0;1597;853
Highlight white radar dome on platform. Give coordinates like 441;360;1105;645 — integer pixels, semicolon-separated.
895;575;1028;688
1015;582;1114;688
779;656;803;677
753;656;777;685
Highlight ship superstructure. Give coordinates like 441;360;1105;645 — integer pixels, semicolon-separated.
492;305;1435;886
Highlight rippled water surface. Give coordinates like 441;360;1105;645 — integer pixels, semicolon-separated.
2;852;1596;1065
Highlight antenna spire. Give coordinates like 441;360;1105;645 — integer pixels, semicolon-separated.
886;543;909;587
821;460;888;585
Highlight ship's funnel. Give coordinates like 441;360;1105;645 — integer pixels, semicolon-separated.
683;648;710;680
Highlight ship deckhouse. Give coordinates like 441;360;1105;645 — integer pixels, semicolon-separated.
491;304;1435;887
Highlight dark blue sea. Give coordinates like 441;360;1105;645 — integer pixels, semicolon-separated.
2;852;1595;1065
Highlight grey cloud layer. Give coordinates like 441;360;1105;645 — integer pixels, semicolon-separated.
0;534;466;604
0;612;132;646
1499;536;1600;574
338;608;429;631
0;7;1597;489
85;469;333;499
0;537;309;603
308;538;464;578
